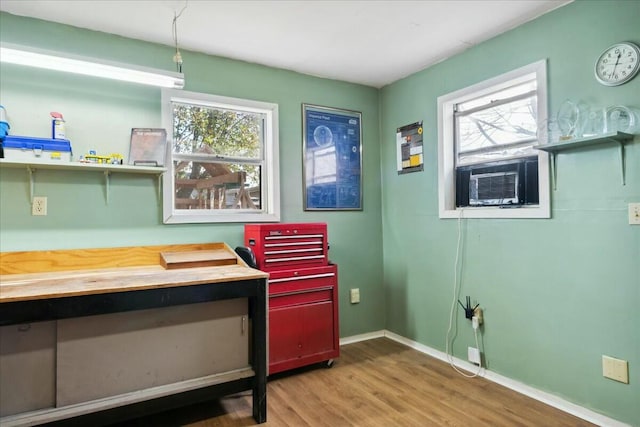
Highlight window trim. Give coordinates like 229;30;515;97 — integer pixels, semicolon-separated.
161;89;280;224
437;60;550;219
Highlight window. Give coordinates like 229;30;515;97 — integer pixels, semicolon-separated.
162;90;279;223
455;78;538;166
437;60;550;218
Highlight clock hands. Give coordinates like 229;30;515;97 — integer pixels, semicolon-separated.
610;52;621;79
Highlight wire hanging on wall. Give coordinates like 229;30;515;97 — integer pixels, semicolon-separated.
172;1;188;73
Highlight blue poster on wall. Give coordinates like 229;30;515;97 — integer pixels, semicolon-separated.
302;104;362;210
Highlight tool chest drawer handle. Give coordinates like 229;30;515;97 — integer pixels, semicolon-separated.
265;255;325;263
264;241;323;247
269;285;334;296
264;248;323;255
269;273;335;283
264;234;324;240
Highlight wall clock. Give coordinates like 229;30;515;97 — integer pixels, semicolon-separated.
594;41;640;86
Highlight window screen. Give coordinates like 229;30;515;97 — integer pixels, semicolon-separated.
171;101;265;211
454;77;538;166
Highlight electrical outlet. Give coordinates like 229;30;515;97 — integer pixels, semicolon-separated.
602;355;629;383
473;307;483;325
629;203;640;225
350;288;360;304
468;347;481;365
32;196;47;216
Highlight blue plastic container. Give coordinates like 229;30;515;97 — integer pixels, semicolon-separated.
3;135;72;161
0;105;9;140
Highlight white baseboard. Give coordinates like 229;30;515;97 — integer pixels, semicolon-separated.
339;330;385;346
340;330;630;427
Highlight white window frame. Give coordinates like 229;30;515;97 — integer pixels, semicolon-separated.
161;89;280;224
437;60;550;219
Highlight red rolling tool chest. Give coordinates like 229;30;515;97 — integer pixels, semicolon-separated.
244;223;339;375
244;222;329;272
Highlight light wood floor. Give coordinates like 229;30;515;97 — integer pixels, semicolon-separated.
121;338;595;426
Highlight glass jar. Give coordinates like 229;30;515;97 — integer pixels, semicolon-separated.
605;106;640;134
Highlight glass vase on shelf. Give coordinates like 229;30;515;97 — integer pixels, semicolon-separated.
538;118;561;145
605;106;640;135
582;107;606;138
556;99;590;140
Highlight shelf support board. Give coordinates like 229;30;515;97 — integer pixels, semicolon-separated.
27;166;35;202
104;171;111;204
619;142;625;185
550;153;557;191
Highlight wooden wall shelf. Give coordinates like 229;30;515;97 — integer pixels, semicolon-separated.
0;159;166;204
535;132;634;189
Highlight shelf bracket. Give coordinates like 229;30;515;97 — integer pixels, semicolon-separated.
603;138;627;185
550;152;558;191
157;173;163;203
104;170;111;204
618;142;626;185
27;166;35;201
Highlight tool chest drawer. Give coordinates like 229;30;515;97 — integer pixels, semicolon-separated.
269;265;336;308
268;265;336;293
269;288;333;308
245;223;328;271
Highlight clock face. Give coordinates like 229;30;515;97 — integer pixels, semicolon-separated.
595;42;640;86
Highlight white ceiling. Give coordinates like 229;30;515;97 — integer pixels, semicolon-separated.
0;0;572;88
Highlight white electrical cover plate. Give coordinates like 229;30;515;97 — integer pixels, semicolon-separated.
602;355;629;383
468;346;481;365
349;288;360;304
629;203;640;225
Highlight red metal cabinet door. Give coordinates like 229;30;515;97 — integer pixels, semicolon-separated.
299;301;334;355
268;301;334;365
269;305;302;364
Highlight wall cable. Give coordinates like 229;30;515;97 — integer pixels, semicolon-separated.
172;1;188;73
445;209;483;378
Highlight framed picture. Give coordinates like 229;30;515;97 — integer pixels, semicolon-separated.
128;128;167;166
396;121;424;174
302;104;362;211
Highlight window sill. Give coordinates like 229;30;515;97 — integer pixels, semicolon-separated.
163;211;280;224
439;205;550;219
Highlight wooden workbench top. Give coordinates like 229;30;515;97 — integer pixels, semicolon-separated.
0;243;268;303
0;264;267;303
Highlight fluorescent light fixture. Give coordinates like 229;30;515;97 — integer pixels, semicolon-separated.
0;43;184;89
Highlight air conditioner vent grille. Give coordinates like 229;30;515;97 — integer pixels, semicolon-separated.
469;171;519;205
478;174;516;199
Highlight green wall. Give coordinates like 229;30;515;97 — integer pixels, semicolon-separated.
1;1;639;424
380;1;639;425
0;12;385;338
